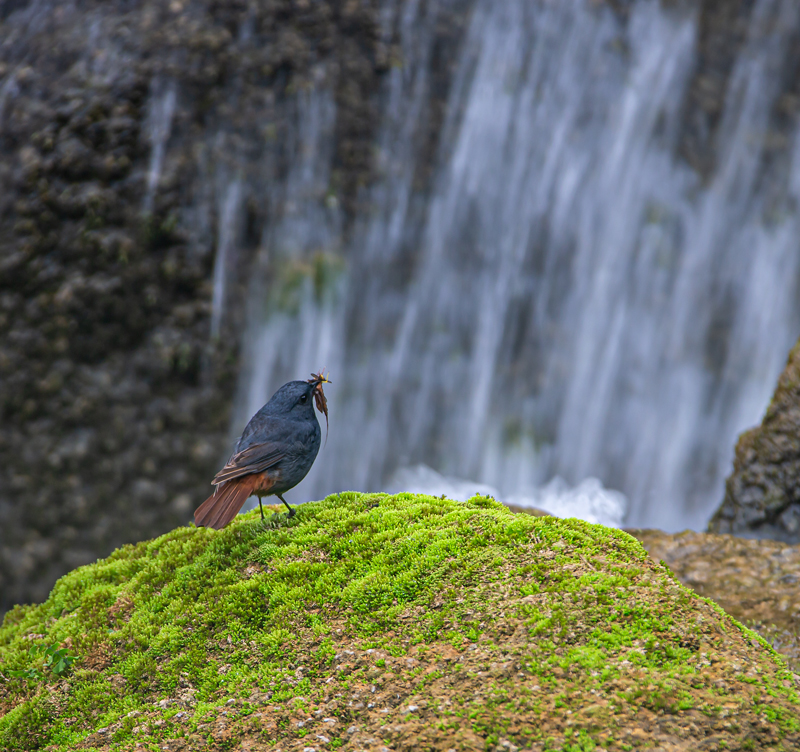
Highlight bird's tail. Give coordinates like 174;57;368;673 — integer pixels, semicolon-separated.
194;476;259;530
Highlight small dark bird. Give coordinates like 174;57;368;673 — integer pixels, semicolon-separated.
194;373;330;530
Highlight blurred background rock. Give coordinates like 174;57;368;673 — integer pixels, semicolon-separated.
2;0;800;620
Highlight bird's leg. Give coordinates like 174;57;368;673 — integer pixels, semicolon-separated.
258;497;265;521
276;493;296;518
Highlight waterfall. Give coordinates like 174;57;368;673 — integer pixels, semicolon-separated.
227;0;800;531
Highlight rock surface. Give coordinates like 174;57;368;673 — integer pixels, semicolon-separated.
709;336;800;541
1;493;798;751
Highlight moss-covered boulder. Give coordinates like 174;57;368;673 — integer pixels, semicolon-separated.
1;493;798;751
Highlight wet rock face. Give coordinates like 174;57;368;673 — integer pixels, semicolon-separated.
709;337;800;542
0;0;385;613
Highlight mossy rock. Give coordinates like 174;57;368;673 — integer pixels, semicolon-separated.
0;493;798;751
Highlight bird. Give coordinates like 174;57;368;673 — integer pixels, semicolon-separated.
194;373;330;530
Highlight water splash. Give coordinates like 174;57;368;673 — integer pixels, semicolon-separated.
385;465;627;528
509;477;628;529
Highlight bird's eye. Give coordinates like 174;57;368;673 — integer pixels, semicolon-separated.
299;394;308;404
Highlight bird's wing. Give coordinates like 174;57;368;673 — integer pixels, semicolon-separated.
211;442;286;485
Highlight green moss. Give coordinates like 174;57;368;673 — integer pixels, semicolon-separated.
270;251;344;314
0;493;797;751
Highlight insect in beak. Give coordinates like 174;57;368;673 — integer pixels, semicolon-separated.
307;371;331;443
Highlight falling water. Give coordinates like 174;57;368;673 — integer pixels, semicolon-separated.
143;79;177;216
210;180;243;339
231;85;345;501
226;0;800;531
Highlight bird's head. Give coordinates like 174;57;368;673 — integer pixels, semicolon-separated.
267;380;319;418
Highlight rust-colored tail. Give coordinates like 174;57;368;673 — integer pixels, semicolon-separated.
194;476;259;530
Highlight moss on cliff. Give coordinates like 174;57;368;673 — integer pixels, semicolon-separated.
1;493;798;751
